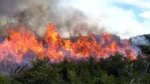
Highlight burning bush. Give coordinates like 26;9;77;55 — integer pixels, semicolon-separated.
0;24;139;65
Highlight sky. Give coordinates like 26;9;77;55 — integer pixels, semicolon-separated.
0;0;150;39
66;0;150;38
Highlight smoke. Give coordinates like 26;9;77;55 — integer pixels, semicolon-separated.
0;0;148;75
0;0;56;36
0;0;149;44
131;36;150;46
0;0;105;38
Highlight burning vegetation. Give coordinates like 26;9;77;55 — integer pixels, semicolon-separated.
0;1;150;84
0;24;139;65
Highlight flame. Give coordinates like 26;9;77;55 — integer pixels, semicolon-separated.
0;24;137;64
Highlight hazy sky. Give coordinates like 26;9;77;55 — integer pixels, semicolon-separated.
0;0;150;39
66;0;150;38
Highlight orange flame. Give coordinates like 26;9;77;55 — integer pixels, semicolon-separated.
0;24;137;63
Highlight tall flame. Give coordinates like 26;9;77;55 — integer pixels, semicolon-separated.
0;24;137;64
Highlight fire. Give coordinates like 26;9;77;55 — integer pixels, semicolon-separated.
0;24;137;64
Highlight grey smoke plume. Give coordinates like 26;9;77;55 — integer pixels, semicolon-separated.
131;36;150;46
0;0;104;37
0;0;57;36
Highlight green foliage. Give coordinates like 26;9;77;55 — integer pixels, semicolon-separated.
0;75;10;84
140;45;150;55
100;74;117;84
0;53;149;84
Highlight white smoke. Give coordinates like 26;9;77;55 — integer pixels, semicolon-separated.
0;0;106;37
0;0;150;40
68;0;150;39
131;36;150;45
